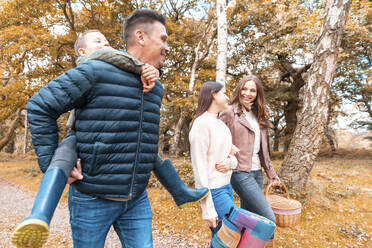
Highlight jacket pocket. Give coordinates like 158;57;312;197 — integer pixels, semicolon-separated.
70;186;98;202
89;142;102;175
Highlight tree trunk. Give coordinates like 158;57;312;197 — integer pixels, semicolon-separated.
325;101;336;152
169;110;187;156
4;139;15;153
216;0;227;85
361;91;372;118
283;100;298;152
279;0;352;196
273;129;280;152
325;127;336;152
23;110;28;154
270;114;284;152
0;108;22;151
181;117;192;154
277;56;309;152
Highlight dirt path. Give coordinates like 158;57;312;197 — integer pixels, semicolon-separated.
0;178;181;248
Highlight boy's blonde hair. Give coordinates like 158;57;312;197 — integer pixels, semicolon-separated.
74;30;101;56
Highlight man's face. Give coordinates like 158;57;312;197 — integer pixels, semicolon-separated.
79;32;110;56
142;21;169;69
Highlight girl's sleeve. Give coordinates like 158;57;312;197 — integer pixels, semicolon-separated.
189;121;218;220
229;144;239;169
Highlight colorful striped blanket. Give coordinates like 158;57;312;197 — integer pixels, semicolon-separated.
211;207;276;248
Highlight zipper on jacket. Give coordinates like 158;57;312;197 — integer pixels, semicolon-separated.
128;91;144;200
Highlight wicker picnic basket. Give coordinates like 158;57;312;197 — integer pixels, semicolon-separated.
265;182;302;228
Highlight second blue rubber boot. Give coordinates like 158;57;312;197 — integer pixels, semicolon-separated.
11;132;77;248
153;155;210;208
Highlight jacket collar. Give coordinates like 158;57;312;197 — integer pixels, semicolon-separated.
232;103;243;116
232;103;254;132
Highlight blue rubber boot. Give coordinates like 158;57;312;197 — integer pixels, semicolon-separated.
11;133;77;248
153;155;210;208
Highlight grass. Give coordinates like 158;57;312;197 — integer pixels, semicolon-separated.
0;152;371;247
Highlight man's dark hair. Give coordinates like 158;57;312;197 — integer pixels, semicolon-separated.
123;9;166;47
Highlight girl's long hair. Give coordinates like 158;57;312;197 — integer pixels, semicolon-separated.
194;81;224;120
230;75;270;128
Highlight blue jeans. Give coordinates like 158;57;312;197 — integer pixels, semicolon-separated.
230;170;275;239
210;184;236;239
68;186;153;248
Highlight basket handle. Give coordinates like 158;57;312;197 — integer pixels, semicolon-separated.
264;181;290;199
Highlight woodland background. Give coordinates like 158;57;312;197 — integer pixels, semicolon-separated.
0;0;371;194
0;1;371;247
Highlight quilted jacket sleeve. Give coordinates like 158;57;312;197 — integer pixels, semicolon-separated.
26;62;95;172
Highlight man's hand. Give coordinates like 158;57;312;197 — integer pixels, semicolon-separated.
141;64;159;93
67;158;84;184
215;155;233;173
204;217;219;228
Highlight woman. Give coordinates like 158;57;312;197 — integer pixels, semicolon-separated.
189;81;239;234
219;75;280;248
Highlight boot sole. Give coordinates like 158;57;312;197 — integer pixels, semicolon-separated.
178;190;210;209
11;219;49;248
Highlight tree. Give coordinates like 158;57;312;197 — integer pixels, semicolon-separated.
335;0;371;130
0;0;57;151
168;21;216;155
0;109;21;151
157;0;222;155
0;0;136;152
227;0;321;151
279;0;353;195
275;55;311;151
216;0;227;84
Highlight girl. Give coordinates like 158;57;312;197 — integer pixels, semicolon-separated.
189;81;238;235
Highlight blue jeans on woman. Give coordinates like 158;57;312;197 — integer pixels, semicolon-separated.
209;184;236;240
68;185;153;248
230;170;276;239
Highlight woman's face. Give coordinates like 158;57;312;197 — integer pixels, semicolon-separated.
240;80;257;108
213;87;229;112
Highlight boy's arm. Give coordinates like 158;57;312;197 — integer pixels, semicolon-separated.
141;64;160;93
27;62;95;172
77;47;143;75
79;48;159;93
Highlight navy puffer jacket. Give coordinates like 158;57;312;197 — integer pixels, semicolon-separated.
26;59;163;200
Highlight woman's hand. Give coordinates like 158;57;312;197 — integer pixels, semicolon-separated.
215;155;233;173
270;175;281;186
204;217;219;228
230;144;240;156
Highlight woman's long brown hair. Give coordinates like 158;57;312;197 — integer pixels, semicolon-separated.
194;81;224;120
230;75;270;128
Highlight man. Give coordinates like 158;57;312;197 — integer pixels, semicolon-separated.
11;28;161;248
26;10;171;248
13;26;209;248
